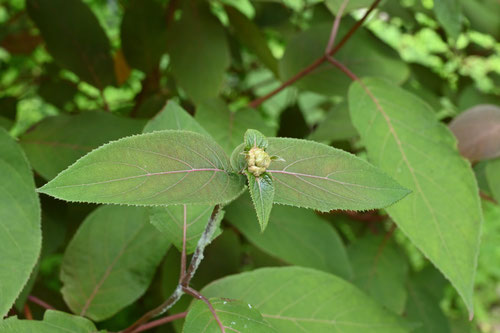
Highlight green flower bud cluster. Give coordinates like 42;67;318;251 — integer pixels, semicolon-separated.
246;147;271;177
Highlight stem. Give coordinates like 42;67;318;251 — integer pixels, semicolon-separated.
24;304;33;320
247;0;381;108
325;0;350;54
120;205;222;333
133;312;187;333
183;287;226;333
100;90;110;112
181;205;222;286
120;286;184;333
180;204;188;283
28;296;55;310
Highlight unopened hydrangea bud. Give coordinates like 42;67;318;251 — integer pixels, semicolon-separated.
246;147;271;177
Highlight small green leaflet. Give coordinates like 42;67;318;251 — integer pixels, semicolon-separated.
183;298;277;333
150;204;222;254
0;310;101;333
247;172;274;231
202;267;411;333
232;137;410;212
348;77;482;316
0;128;41;318
60;205;170;321
38;130;245;206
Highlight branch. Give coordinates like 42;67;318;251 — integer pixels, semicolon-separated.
181;205;222;286
133;312;187;333
180;204;188;283
247;0;381;108
183;287;226;333
120;205;222;333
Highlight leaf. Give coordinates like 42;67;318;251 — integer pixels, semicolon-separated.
433;0;462;41
225;193;352;279
348;235;409;314
195;98;276;156
202;267;410;333
120;0;168;73
405;276;451;333
449;104;500;162
485;158;500;202
245;128;269;150
225;5;279;77
0;310;101;333
247;172;274;231
150;204;223;254
232;137;410;212
168;0;230;102
325;0;375;15
19;112;146;180
184;298;277;333
308;102;358;144
38;130;245;206
60;205;170;321
280;22;409;97
26;0;115;89
143;101;209;136
0;128;41;318
348;77;482;315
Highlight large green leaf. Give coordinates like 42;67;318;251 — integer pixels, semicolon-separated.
485;158;500;202
232;137;410;211
348;235;408;314
183;298;277;333
225;193;352;279
120;0;168;72
60;205;170;321
38;130;245;206
0;128;41;318
280;22;409;97
150;204;222;254
20;112;145;180
195;98;276;156
449;104;500;162
26;0;115;89
225;5;279;76
202;267;410;333
143;101;209;136
348;78;482;315
0;310;101;333
168;0;230;102
434;0;462;41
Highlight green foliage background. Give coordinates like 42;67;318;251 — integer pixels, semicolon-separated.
1;0;500;332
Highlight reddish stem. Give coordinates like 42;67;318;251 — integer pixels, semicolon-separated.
28;296;55;310
325;0;350;54
248;0;381;108
183;287;226;333
132;312;187;333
